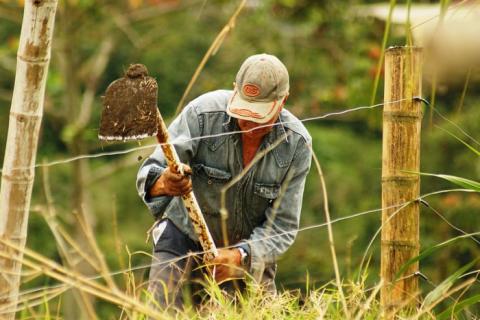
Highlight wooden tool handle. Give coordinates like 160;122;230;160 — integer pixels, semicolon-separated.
156;111;218;261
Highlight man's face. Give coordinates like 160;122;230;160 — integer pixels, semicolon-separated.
237;105;283;139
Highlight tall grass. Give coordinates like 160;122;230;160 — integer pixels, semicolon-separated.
7;84;480;319
4;162;479;319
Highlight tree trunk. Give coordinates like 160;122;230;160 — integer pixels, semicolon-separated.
0;1;58;318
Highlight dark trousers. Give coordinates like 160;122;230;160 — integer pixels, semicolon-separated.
147;219;277;310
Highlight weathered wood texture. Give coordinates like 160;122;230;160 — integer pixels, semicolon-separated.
381;46;423;315
0;1;58;318
156;112;218;261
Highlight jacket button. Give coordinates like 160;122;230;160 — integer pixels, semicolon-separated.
207;179;212;185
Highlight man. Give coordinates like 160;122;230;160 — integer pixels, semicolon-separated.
136;53;312;308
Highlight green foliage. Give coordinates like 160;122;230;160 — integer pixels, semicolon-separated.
437;294;480;320
396;234;480;282
419;173;480;192
1;0;480;318
422;260;476;309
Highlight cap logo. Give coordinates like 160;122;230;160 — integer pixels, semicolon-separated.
242;84;260;97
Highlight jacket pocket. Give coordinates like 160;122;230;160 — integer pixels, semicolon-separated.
254;183;280;200
194;164;232;183
192;164;231;216
251;183;281;221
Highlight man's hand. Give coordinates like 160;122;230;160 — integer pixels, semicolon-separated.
210;248;245;283
149;164;192;197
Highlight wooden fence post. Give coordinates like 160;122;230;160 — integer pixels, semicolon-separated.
381;46;423;315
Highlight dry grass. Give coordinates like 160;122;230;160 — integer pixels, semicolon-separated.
2;205;478;320
1;162;478;319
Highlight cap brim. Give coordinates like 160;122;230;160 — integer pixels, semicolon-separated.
226;90;283;124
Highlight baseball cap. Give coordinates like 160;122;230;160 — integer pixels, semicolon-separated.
226;53;289;124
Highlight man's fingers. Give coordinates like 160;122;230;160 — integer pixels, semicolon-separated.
179;177;192;188
169;178;191;192
211;255;228;264
169;177;190;189
166;164;192;179
215;271;226;282
208;249;245;283
182;164;192;175
164;170;185;182
163;166;192;196
182;180;193;194
213;265;227;278
213;265;239;283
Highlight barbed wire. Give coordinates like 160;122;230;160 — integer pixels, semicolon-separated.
375;196;480;313
417;269;478;319
415;96;479;147
0;97;413;174
1;94;478;309
121;190;477;275
7;95;476;177
357;186;480;278
421;199;480;246
430;105;480;147
421;199;480;292
2;95;472;175
3;187;477;306
2;93;478;305
2;202;394;305
1;1;478;315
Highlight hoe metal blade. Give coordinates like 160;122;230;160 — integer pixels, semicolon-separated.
99;64;159;141
98;64;218;260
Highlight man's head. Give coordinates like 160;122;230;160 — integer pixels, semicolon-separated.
227;53;289;125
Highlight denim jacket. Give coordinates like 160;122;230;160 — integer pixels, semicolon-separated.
136;90;312;279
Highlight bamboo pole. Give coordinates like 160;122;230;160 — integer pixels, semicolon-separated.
0;1;58;318
381;46;423;315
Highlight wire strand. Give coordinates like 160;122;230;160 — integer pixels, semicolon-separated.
0;97;413;174
431;105;480;147
4;188;476;304
421;199;480;245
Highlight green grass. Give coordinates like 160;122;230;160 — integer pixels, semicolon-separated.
9;244;480;320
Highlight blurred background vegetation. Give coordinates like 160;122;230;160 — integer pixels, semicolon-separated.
1;0;479;318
